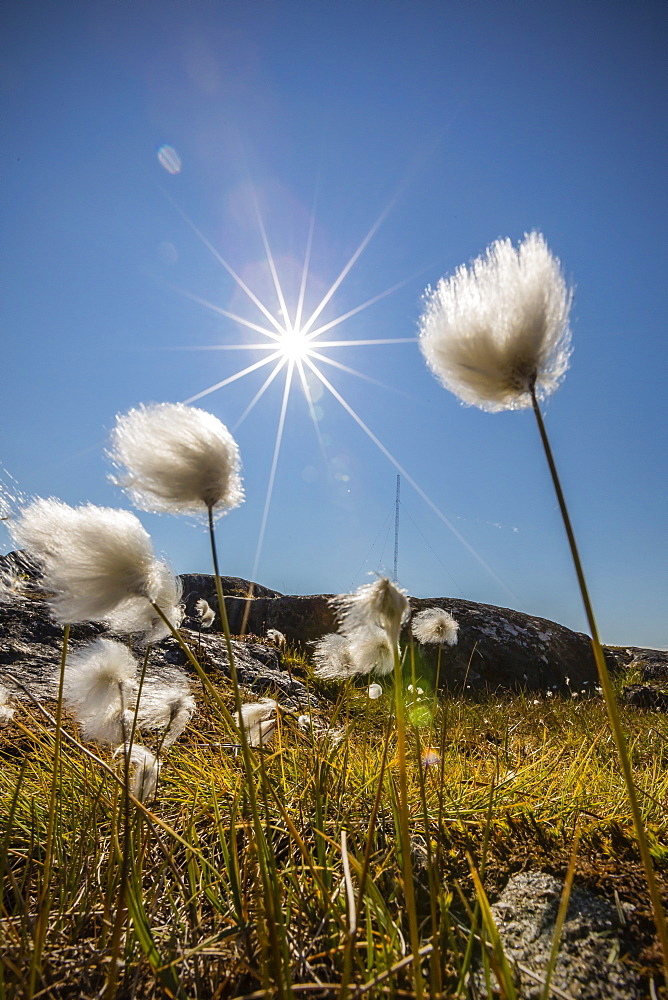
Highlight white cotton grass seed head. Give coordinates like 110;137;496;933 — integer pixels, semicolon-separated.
106;561;184;641
312;633;358;680
266;628;286;647
235;698;278;747
82;706;136;746
137;685;196;749
108;402;244;520
9;499;163;625
332;577;410;646
347;627;394;677
0;687;15;727
419;232;572;412
411;608;459;646
115;745;161;803
0;565;24;603
195;598;215;628
63;639;138;744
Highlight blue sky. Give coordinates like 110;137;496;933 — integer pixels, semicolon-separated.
2;1;666;647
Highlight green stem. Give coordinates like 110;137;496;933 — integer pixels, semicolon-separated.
530;386;668;981
207;506;244;724
432;644;443;715
392;640;424;1000
28;623;70;998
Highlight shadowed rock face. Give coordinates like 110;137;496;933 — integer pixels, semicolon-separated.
180;575;616;693
0;555;633;701
406;596;616;693
0;556;309;710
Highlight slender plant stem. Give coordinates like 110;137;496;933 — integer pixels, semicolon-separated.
530;386;668;980
207;506;244;724
432;644;443;714
27;623;70;998
392;640;424;1000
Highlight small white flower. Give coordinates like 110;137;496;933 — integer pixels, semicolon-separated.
266;629;286;647
235;698;277;747
411;607;459;646
419;232;572;412
195;598;215;628
109;402;244;520
367;683;383;700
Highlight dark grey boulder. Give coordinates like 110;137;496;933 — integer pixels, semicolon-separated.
0;555;654;700
406;597;616;693
0;558;310;711
179;573;617;692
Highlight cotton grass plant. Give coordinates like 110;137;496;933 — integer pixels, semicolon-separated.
108;403;246;733
419;231;668;977
9;499;183;635
108;401;300;994
412;607;459;707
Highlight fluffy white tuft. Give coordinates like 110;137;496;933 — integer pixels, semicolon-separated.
106;561;184;641
9;499;166;625
63;639;138;744
419;232;572;412
235;698;277;747
312;633;358;680
195;598;215;628
411;607;459;646
115;745;161;802
0;686;15;727
109;402;244;519
136;684;196;748
266;628;286;647
81;706;135;746
331;577;410;646
347;627;394;677
0;565;24;604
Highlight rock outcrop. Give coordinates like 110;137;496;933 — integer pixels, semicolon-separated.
0;553;653;702
0;555;310;710
181;575;616;693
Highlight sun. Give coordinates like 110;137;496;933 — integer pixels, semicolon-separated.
277;325;312;362
170;196;508;596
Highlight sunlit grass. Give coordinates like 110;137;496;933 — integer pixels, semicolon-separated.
2;663;666;998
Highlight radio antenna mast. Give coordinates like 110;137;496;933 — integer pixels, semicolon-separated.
393;474;400;582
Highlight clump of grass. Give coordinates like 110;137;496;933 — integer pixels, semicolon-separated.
2;670;666;998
